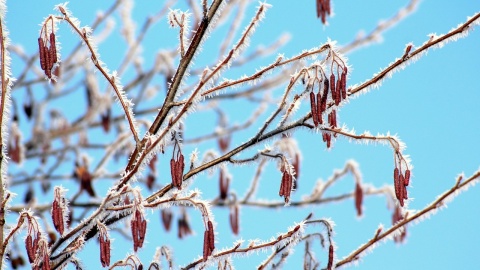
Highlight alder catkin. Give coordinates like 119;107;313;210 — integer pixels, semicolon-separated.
316;92;323;124
49;32;57;64
404;169;411;186
38;38;46;70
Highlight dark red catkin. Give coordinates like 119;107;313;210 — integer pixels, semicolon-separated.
100;235;111;267
44;37;52;77
170;158;176;187
404;169;411;186
49;32;57;64
131;210;146;252
219;169;229;200
176;154;185;189
326;133;331;148
229;204;239;235
329;74;336;102
293;153;300;183
341;68;347;100
139;218;146;247
161;209;173;231
25;235;34;263
174;157;181;188
203;221;215;260
332;110;337;128
401;174;408;200
38;38;46;70
327;244;334;270
207;221;215;251
101;108;111;133
283;170;293;203
335;77;341;105
322;78;329;113
316;91;323;125
202;230;210;261
52;199;64;235
146;174;155;191
310;91;319;127
394;167;400;200
42;249;50;270
354;182;363;217
279;170;286;196
131;218;139;251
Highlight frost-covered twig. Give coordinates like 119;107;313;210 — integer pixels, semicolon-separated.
0;5;13;267
53;5;141;145
340;0;420;54
348;12;480;96
336;169;480;268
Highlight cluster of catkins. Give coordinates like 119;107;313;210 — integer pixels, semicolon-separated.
170;146;185;189
202;221;215;261
278;163;295;203
309;64;348;149
316;0;332;24
38;28;58;79
394;168;410;207
131;209;147;252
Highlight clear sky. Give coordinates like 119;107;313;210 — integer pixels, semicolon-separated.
4;0;480;269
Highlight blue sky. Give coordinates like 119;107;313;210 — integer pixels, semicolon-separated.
4;0;480;269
